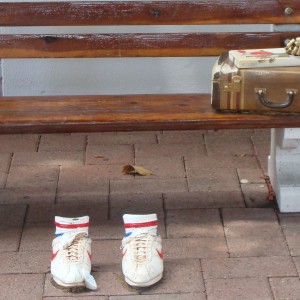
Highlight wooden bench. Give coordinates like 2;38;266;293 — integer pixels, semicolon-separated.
1;0;300;134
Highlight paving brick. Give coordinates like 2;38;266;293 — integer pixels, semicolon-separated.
205;278;273;300
0;172;6;188
163;191;245;209
0;251;49;274
0;188;56;204
252;129;271;142
185;156;253;193
186;154;260;170
135;156;185;178
158;130;205;144
206;129;254;136
44;297;108;300
0;274;44;300
241;183;274;208
2;165;58;204
163;237;228;259
57;166;109;202
113;132;158;144
166;209;224;238
11;151;84;166
293;256;300;275
223;208;289;257
0;134;39;152
205;135;254;156
86;144;134;165
279;216;300;256
39;133;86;151
0;153;12;172
88;131;158;145
0;205;26;252
222;207;279;227
269;277;300;300
110;193;164;219
253;141;270;156
26;203;108;223
257;155;268;173
92;240;121;265
6;165;59;190
135;143;206;159
187;169;241;193
141;259;205;295
110;294;206;300
91;218;124;240
237;168;265;184
225;226;289;257
77;164;134;180
110;178;188;195
19;222;53;251
87;132;117;142
225;226;290;257
57;192;108;204
202;256;297;279
92;221;122;240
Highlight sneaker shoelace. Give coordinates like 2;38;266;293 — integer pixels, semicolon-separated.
63;233;86;262
130;234;153;263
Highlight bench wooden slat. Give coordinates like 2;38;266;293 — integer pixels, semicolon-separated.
1;94;300;134
0;32;296;58
1;1;300;26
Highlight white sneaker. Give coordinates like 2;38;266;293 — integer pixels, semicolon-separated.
51;218;97;290
121;233;164;287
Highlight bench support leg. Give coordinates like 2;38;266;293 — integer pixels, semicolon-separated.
268;128;300;212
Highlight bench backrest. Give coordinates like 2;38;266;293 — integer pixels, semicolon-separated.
1;1;299;59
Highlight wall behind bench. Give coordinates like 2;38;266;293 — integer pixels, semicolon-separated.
1;0;271;96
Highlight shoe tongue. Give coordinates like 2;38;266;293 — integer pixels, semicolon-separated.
129;229;156;238
62;231;87;249
81;268;97;290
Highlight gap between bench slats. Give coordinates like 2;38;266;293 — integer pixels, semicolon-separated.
1;1;300;26
1;94;300;134
0;32;297;58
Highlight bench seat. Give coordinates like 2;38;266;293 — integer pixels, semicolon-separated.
1;93;300;133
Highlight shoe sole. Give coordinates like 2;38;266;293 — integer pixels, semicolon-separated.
52;276;85;289
124;273;163;288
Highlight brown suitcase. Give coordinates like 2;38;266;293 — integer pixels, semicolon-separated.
211;53;300;113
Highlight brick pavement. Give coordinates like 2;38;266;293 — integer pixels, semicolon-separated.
0;129;300;300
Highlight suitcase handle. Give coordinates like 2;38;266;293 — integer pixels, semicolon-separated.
255;88;297;109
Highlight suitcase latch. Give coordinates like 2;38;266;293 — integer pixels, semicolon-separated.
221;76;242;92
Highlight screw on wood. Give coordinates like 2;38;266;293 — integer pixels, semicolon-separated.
284;7;293;15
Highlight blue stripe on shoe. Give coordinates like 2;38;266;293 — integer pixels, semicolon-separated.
55;233;64;238
124;232;132;237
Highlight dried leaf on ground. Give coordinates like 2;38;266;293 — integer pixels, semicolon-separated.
123;165;152;176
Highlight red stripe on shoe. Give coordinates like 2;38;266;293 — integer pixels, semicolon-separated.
87;251;92;260
124;220;157;228
51;250;59;261
122;249;127;257
156;249;163;259
54;221;90;229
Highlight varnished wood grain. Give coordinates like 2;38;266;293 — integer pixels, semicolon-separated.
1;94;300;134
1;1;300;26
0;32;297;58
